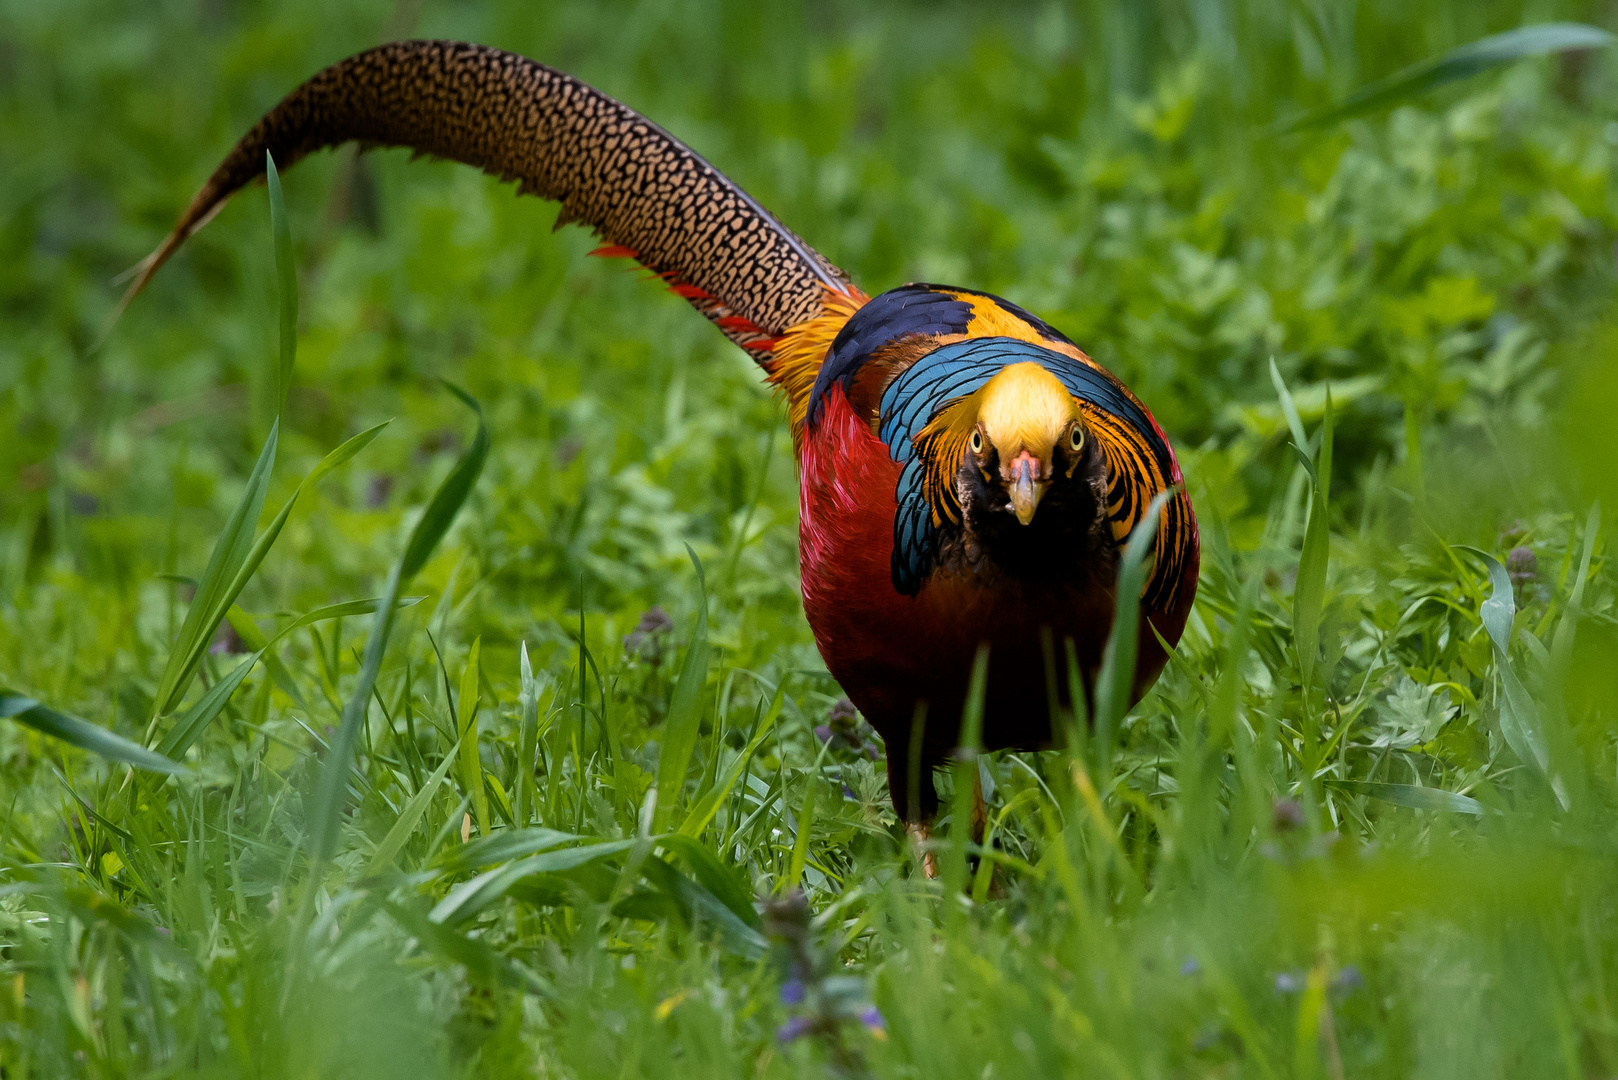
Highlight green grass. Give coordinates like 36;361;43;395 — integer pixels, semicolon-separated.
5;1;1618;1076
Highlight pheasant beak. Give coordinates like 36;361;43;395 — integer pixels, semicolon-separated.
1006;451;1048;526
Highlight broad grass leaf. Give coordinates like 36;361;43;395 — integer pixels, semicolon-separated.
1268;358;1310;453
398;383;489;583
158;594;422;760
637;854;766;958
150;421;278;720
430;839;637;927
515;642;549;828
654;833;761;929
2;692;184;774
384;901;552;995
652;547;710;833
435;827;583;876
156;655;257;760
1457;546;1559;801
1273;22;1615;133
308;387;487;866
1328;780;1485;815
367;742;462;874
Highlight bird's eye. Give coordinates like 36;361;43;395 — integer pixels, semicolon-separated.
970;430;984;454
1068;426;1085;452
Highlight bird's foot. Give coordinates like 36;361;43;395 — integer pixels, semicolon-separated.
906;822;940;879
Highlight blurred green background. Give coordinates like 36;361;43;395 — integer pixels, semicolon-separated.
5;1;1618;1077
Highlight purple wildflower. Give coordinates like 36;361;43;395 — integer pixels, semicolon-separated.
776;1017;813;1043
623;606;675;663
1271;799;1304;832
780;978;806;1006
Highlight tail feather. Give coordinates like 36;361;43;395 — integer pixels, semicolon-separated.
120;40;858;359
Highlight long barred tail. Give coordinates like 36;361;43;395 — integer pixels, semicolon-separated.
121;40;856;359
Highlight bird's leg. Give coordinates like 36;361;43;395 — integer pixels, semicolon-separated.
906;821;940;880
886;749;941;878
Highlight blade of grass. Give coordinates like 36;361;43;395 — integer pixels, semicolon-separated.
158;595;422;760
1092;489;1174;775
1295;392;1333;692
515;642;545;828
679;677;785;838
783;775;818;895
267;151;296;412
1271;22;1615;134
653;833;761;928
150;422;389;728
2;693;185;775
457;637;488;837
652;547;710;833
430;839;638;927
307;383;488;868
366;740;461;874
149;421;278;723
1327;780;1484;815
942;644;990;896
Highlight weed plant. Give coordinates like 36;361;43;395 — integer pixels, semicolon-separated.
4;1;1618;1076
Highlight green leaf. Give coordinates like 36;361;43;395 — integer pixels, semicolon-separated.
679;677;785;838
2;692;185;775
1294;392;1333;690
1092;489;1174;750
384;901;551;995
636;854;766;958
308;386;488;867
1268;358;1310;454
157;594;422;760
457;637;488;837
266;151;297;412
943;645;991;895
430;839;637;927
150;422;389;729
1328;780;1485;816
1550;502;1601;674
435;827;584;877
653;547;710;832
515;641;546;828
783;775;818;894
1273;22;1615;133
653;833;761;929
1456;547;1555;792
156;655;257;760
150;420;278;721
398;383;490;583
367;741;462;874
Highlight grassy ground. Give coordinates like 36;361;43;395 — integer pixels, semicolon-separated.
5;1;1618;1076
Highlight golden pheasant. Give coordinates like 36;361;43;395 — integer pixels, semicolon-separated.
127;41;1199;839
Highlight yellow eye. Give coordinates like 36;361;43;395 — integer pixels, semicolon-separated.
970;429;984;454
1068;426;1084;452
